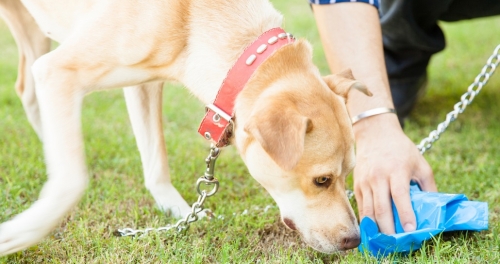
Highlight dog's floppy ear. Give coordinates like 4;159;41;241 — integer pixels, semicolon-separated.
244;102;311;171
323;68;372;99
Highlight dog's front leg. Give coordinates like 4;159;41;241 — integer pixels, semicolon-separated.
123;84;191;218
0;50;88;255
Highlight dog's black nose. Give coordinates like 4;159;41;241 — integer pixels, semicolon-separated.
340;235;360;250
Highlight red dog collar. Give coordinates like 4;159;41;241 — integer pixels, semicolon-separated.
198;27;295;147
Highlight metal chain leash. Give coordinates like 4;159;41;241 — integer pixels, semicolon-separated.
417;44;500;154
116;145;221;237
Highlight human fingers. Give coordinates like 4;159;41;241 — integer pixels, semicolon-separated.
356;184;375;222
390;173;416;232
414;157;437;192
354;183;364;221
371;178;395;234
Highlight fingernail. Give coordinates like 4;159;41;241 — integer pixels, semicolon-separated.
404;223;416;232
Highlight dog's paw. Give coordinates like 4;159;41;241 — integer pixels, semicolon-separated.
158;203;192;219
148;184;192;218
0;196;77;256
0;218;50;256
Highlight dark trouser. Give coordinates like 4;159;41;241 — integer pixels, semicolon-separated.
380;0;500;123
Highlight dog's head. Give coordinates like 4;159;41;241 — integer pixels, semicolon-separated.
234;40;371;253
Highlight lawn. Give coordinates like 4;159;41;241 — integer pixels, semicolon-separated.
1;0;500;263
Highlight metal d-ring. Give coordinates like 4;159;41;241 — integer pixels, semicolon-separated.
196;176;219;197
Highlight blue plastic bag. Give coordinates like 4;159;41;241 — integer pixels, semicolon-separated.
359;182;488;257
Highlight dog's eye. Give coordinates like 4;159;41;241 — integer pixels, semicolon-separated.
314;176;331;187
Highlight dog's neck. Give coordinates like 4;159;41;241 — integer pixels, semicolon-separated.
235;40;316;118
175;0;283;104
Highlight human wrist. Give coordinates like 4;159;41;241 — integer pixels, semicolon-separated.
352;112;403;142
351;107;396;124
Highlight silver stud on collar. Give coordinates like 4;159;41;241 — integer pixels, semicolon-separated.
245;54;257;65
256;44;267;54
267;36;278;45
286;33;294;39
278;33;287;39
204;132;212;140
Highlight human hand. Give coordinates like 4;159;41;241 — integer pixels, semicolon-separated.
352;114;437;234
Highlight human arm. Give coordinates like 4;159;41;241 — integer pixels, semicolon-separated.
311;3;437;234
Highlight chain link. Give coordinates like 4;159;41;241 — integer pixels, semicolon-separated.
417;44;500;154
116;145;220;237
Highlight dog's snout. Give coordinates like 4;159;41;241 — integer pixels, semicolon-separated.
282;218;297;231
340;235;360;250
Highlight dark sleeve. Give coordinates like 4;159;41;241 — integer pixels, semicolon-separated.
309;0;379;9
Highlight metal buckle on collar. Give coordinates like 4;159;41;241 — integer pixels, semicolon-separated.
205;104;232;123
202;104;234;146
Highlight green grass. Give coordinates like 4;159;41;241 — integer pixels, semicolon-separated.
1;0;500;262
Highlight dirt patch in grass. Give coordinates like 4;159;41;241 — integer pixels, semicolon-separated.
255;216;305;250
